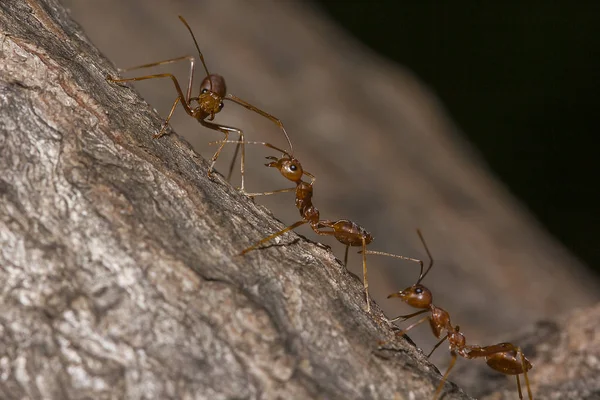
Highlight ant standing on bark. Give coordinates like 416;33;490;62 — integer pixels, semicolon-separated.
220;140;375;312
368;230;533;400
106;16;293;193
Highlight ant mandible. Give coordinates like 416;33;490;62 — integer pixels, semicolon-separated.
106;16;293;193
367;230;533;399
221;140;375;312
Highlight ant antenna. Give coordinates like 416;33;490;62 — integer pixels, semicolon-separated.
363;229;431;284
415;229;434;284
178;16;210;78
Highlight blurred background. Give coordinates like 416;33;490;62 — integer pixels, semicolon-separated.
317;1;600;275
62;0;599;382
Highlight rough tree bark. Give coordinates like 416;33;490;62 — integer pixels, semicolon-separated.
1;1;599;399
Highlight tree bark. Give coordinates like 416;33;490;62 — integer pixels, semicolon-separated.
1;1;598;399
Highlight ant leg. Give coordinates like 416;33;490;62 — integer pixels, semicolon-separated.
387;309;429;324
518;347;533;400
240;220;308;256
155;96;181;138
118;55;192;71
106;73;194;116
243;188;296;197
117;55;195;102
226;137;242;183
434;351;458;400
378;312;429;348
240;130;246;191
200;120;245;190
225;94;294;155
395;315;429;337
224;131;245;187
343;245;349;269
361;238;370;313
427;334;449;358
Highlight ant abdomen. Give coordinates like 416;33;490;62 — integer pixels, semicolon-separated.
485;346;533;376
318;220;373;247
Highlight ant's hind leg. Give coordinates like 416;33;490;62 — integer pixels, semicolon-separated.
343;245;349;269
518;348;533;400
516;375;524;400
434;351;458;400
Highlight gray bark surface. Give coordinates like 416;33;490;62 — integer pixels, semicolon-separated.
1;1;599;399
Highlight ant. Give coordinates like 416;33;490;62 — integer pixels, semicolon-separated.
106;16;293;193
367;230;533;400
221;140;375;312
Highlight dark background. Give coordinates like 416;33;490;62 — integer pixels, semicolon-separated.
316;2;599;271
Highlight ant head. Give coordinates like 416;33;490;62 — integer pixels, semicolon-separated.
387;284;432;309
198;75;226;117
200;74;227;98
280;158;303;182
265;156;303;183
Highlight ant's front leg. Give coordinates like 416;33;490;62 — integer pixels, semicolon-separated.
200;120;246;191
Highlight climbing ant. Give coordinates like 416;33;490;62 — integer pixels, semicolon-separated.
220;140;375;312
106;16;293;193
368;230;533;399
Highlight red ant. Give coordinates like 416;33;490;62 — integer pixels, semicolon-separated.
223;140;375;312
106;16;293;193
367;230;533;399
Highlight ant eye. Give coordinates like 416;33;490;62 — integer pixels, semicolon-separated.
290;164;297;171
415;288;423;294
219;102;224;110
201;88;208;94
